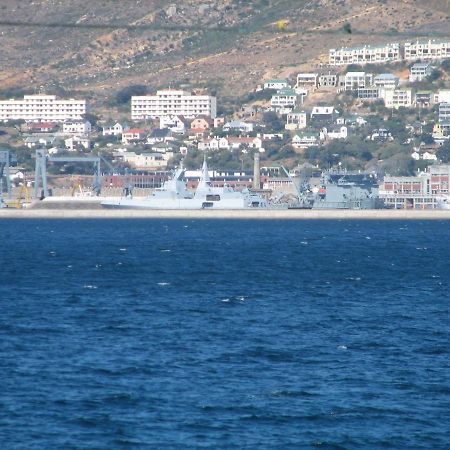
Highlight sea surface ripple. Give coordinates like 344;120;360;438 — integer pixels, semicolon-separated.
0;219;449;449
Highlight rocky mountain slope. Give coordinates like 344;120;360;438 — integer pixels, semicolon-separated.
0;0;449;105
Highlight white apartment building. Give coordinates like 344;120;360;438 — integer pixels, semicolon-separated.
439;103;450;122
374;73;399;89
409;62;433;82
382;88;413;109
0;95;87;122
271;88;297;109
435;90;450;104
357;87;380;100
295;73;318;89
329;43;400;66
131;90;217;120
263;79;290;90
404;39;450;61
341;72;373;91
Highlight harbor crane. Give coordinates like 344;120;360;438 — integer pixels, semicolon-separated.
34;149;102;199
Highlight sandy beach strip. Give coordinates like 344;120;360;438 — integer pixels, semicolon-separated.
2;208;450;220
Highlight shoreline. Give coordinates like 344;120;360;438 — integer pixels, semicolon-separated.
2;208;450;220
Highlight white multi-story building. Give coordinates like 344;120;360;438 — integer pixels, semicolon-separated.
439;103;450;122
0;95;87;122
263;79;290;90
404;39;450;61
409;62;433;82
285;109;307;130
435;89;450;104
295;73;318;89
374;73;399;89
341;72;373;91
271;88;297;110
131;90;217;120
329;43;400;66
381;88;413;109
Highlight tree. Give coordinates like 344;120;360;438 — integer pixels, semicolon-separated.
115;85;149;105
262;111;284;132
436;141;450;163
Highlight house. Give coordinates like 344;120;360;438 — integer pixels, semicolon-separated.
292;130;320;148
409;62;433;82
381;88;413;109
310;106;337;122
213;117;225;128
223;120;254;133
336;115;367;127
122;129;147;144
26;122;58;133
146;128;174;145
415;90;433;107
439;103;450;122
329;43;401;66
122;152;169;169
271;88;297;111
190;115;213;132
64;135;90;151
263;79;290;90
373;73;399;89
159;115;188;133
285;109;307;130
226;136;263;150
435;90;450;104
63;120;92;135
102;122;129;136
357;87;381;100
323;126;348;140
367;129;392;141
24;135;56;148
318;72;337;87
404;38;450;61
340;72;373;91
295;73;318;90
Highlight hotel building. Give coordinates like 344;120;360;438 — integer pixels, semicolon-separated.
0;95;87;122
131;90;217;120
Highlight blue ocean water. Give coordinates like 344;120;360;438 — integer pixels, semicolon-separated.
0;219;449;449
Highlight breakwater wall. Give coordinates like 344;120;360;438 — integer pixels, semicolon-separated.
2;208;450;220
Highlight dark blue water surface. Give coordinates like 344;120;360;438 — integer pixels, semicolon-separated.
0;219;449;449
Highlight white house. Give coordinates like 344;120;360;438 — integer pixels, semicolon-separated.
373;73;399;89
292;131;320;148
102;122;129;136
381;88;413;109
439;103;450;122
64;135;90;151
122;129;147;144
122;152;170;169
295;73;318;89
409;63;433;82
264;79;290;90
310;106;337;122
63;120;92;135
223;120;254;133
285;109;307;130
271;88;297;111
341;72;373;91
435;90;450;104
323;126;348;140
159;115;188;133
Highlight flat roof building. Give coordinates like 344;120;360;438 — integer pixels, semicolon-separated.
131;89;217;120
329;43;400;66
404;39;450;61
0;95;87;122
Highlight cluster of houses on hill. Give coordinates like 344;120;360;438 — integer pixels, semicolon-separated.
1;36;450;172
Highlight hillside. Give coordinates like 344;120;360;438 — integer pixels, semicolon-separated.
0;0;449;107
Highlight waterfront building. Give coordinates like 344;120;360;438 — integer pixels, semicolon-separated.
0;94;87;122
131;90;217;120
379;165;450;209
404;38;450;61
329;43;400;66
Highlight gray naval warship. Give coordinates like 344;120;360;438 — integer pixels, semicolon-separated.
313;171;381;209
287;169;381;210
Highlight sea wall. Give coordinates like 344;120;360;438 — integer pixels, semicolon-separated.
3;208;450;220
